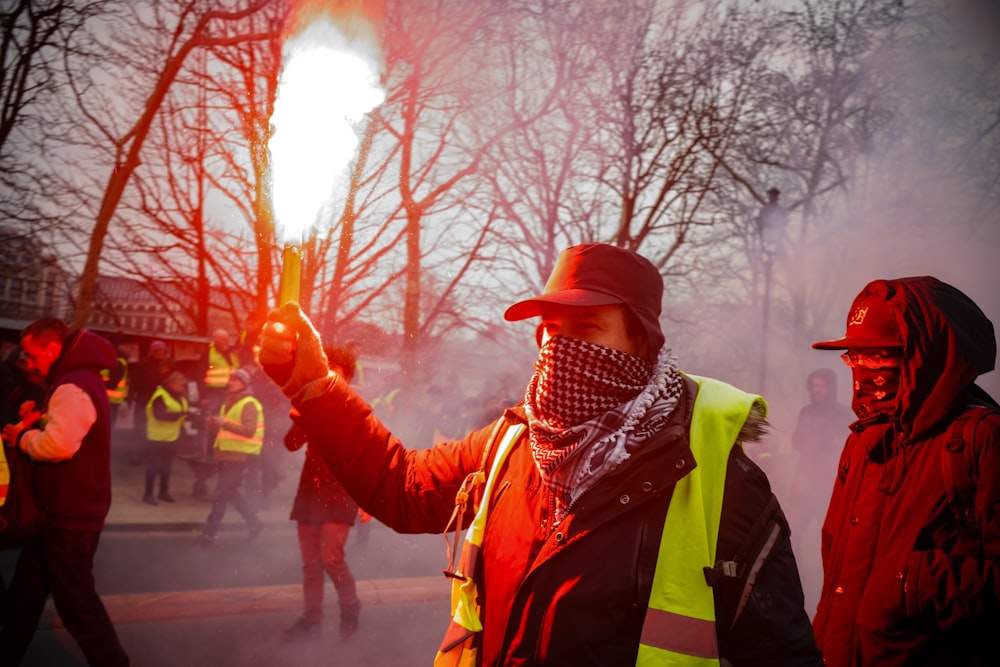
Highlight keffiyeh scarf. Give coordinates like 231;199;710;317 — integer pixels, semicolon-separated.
523;335;683;523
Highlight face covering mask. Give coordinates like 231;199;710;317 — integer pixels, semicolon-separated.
528;334;651;430
851;365;900;420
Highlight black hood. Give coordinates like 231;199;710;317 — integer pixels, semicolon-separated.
49;329;117;383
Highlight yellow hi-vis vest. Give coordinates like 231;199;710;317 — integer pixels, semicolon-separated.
0;445;9;507
434;376;764;667
204;344;239;389
636;375;764;666
101;358;129;404
145;386;188;443
435;422;526;667
213;396;264;456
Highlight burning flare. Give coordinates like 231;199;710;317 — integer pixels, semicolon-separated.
269;3;385;304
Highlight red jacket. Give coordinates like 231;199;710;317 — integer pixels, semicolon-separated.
293;374;820;665
813;277;1000;665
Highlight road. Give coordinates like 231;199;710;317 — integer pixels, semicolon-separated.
2;514;453;666
24;602;449;667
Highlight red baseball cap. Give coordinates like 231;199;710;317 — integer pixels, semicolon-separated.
813;290;902;350
504;243;665;355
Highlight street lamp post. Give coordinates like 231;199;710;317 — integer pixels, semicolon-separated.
756;187;788;394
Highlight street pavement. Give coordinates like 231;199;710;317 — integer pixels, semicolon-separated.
7;431;454;666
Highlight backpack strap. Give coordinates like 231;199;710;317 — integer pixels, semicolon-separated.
442;418;509;579
941;405;995;539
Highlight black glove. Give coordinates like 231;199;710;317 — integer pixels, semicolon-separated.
258;302;331;399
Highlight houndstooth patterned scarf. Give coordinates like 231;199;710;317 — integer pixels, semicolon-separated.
524;335;683;523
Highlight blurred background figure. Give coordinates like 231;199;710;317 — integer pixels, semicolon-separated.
282;345;362;643
0;342;49;613
785;367;854;612
199;328;240;459
127;339;173;466
243;359;289;511
345;340;365;393
143;371;191;506
194;367;264;547
101;337;130;436
789;369;854;517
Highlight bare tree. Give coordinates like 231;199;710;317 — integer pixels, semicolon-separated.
193;5;284;329
67;0;278;328
4;0;995;406
0;1;99;156
0;0;106;308
745;0;906;355
481;1;776;303
475;0;619;301
349;0;530;380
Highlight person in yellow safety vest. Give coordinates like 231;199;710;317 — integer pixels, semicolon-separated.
193;367;263;546
142;371;190;505
203;328;240;390
370;387;399;414
257;243;822;666
101;348;129;429
199;328;240;457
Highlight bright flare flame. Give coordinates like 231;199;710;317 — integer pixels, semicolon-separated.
268;19;385;244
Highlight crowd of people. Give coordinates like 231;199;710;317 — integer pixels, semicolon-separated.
0;242;997;666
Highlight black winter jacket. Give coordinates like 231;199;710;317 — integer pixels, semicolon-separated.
293;373;821;665
286;423;359;525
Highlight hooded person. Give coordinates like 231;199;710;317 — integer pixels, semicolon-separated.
256;243;820;665
0;318;129;665
810;276;1000;665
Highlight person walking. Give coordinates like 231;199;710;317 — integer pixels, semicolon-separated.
143;371;190;505
0;317;129;666
810;276;999;665
193;368;264;546
258;243;820;665
282;345;362;642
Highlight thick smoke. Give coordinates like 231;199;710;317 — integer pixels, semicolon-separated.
7;2;998;663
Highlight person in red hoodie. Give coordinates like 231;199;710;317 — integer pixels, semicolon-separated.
0;317;129;666
811;277;999;665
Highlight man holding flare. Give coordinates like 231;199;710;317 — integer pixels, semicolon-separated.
257;243;820;665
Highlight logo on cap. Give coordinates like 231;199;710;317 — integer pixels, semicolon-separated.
848;306;868;327
812;292;902;351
